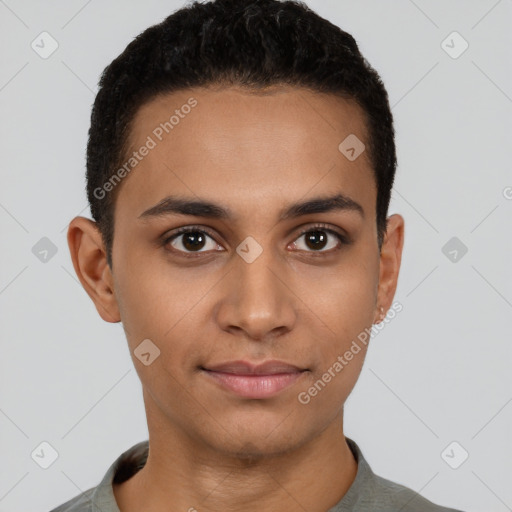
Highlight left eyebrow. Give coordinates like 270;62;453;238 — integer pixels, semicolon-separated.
279;193;365;221
138;193;365;221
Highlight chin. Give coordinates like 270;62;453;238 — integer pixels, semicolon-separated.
219;436;300;461
204;420;312;461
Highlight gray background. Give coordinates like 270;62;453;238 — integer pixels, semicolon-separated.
1;1;511;511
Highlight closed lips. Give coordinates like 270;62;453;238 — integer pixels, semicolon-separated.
201;360;306;375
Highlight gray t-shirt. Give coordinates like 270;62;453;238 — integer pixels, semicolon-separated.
49;437;464;512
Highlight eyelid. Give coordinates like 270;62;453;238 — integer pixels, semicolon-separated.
166;224;218;240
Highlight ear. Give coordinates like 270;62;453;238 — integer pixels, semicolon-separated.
67;216;120;323
374;214;405;323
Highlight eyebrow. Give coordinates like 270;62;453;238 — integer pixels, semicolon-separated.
138;193;365;221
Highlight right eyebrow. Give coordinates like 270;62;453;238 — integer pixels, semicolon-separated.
138;196;231;220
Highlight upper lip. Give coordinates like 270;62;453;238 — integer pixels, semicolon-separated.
202;360;305;375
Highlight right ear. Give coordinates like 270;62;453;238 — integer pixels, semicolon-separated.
67;216;121;323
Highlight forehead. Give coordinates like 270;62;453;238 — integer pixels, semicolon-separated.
116;85;375;222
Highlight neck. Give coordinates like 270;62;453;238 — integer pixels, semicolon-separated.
113;411;358;512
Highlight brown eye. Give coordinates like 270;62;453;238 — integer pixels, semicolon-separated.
303;230;329;251
292;225;348;253
164;227;220;254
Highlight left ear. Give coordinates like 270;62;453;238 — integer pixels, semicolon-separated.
374;214;405;323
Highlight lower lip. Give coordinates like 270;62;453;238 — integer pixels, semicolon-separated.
202;370;305;399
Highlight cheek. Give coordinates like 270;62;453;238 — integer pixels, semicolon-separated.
113;251;217;371
293;286;373;417
297;251;378;343
292;251;377;401
114;244;180;330
296;349;366;428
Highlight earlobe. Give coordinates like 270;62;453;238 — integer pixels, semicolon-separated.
374;214;405;323
67;216;121;323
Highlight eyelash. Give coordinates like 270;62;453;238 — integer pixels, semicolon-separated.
162;223;350;258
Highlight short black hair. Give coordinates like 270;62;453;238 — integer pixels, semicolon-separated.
86;0;397;268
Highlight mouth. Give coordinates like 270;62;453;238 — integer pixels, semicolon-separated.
200;360;308;399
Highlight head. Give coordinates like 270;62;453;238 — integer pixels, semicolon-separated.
69;0;404;458
87;0;397;269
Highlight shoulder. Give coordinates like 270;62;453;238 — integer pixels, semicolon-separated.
47;487;95;511
47;441;149;512
368;472;465;512
341;437;465;512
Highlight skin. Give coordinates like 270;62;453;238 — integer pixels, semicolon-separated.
68;85;404;512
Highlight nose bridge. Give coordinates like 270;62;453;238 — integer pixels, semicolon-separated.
239;247;279;304
217;238;296;340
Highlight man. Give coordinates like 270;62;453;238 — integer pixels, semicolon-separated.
53;0;464;510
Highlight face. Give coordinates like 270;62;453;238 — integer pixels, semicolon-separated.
70;85;403;458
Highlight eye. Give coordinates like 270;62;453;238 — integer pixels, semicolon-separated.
291;224;349;253
163;223;350;257
163;226;221;255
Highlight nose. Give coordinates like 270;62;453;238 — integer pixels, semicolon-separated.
215;243;297;342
